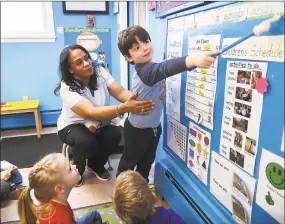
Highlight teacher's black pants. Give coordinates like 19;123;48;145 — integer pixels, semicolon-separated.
58;124;121;176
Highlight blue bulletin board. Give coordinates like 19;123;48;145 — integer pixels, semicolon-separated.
64;27;111;72
155;2;284;224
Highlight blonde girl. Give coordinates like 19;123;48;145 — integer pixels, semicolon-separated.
18;153;104;224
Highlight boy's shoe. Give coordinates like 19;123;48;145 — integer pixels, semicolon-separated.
75;178;84;187
87;167;111;182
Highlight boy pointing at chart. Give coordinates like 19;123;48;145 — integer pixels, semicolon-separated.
116;25;220;182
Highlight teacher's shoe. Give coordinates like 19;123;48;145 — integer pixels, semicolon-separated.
87;167;111;182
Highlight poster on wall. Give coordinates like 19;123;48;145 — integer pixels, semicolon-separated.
218;2;248;24
166;17;185;121
187;122;211;185
166;115;187;161
210;151;256;224
247;2;284;20
220;60;268;175
64;27;111;72
255;149;284;223
185;34;221;130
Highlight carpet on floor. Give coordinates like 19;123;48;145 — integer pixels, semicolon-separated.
74;202;121;224
1;133;62;168
2;202;121;224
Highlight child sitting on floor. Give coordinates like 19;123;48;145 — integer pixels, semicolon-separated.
113;170;186;224
17;153;105;224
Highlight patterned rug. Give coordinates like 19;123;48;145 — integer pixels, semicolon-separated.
74;202;122;224
3;202;122;224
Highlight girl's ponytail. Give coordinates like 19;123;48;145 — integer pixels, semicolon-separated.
17;186;37;224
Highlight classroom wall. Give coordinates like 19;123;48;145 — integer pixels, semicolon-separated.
1;2;120;129
151;2;284;223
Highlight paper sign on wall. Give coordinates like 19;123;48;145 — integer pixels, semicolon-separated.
210;151;256;224
166;17;185;121
247;2;284;20
222;36;284;62
64;27;112;71
187;122;211;185
168;16;185;31
184;14;195;30
219;2;248;24
255;149;284;223
57;27;63;34
220;60;268;175
166;115;187;161
195;9;219;27
185;34;221;130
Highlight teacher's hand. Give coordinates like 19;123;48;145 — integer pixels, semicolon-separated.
119;92;154;115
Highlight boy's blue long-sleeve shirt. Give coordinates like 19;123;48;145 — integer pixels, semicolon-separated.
128;56;187;128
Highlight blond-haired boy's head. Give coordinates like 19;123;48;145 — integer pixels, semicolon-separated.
113;170;156;224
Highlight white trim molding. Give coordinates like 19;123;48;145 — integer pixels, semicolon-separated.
118;2;128;89
134;1;149;31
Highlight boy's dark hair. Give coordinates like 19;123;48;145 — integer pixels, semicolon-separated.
118;25;151;58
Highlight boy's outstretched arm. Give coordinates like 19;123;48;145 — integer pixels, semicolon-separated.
136;50;221;87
